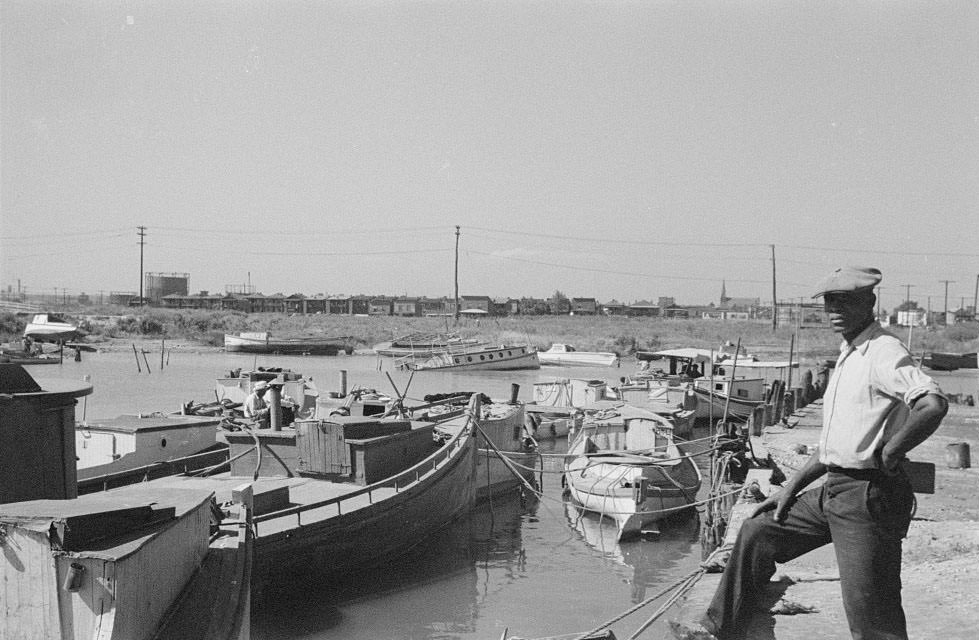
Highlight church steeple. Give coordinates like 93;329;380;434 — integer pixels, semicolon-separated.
720;280;729;305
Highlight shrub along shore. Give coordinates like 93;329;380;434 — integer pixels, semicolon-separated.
2;308;978;364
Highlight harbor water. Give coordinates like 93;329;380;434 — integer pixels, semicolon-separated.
26;350;978;640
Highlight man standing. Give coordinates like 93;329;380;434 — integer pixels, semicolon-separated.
243;380;271;428
684;266;948;640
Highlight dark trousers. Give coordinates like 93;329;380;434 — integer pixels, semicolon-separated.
706;468;914;640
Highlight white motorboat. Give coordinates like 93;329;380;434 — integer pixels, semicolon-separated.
564;406;701;539
537;344;619;367
23;313;80;342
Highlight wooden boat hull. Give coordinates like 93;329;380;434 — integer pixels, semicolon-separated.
690;386;764;421
224;333;353;355
435;402;539;501
922;352;978;371
564;415;701;539
24;319;80;342
248;423;478;588
538;352;619;367
400;346;541;372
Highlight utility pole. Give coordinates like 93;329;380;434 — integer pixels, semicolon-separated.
770;244;777;331
454;226;460;323
900;284;913;327
939;280;954;326
137;226;147;306
974;274;978;321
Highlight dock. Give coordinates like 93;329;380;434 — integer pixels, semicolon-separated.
669;399;979;639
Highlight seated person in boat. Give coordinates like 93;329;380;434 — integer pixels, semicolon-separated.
243;380;271;428
682;362;702;378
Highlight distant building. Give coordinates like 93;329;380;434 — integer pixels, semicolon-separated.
461;295;492;313
603;299;627;316
519;297;549;315
571;297;598;315
145;272;190;304
393;297;421;317
548;295;571;315
628;300;660;317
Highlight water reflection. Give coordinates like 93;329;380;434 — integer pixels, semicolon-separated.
564;501;700;604
253;491;537;640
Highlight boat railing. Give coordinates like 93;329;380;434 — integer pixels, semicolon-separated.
252;419;471;529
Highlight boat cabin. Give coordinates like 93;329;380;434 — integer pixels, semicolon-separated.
224;416;436;486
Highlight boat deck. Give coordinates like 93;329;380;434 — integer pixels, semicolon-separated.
127;474;397;536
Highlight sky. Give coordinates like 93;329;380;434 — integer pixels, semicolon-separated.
2;1;977;313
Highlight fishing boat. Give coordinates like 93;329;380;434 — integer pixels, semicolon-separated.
564;406;702;539
530;377;695;439
0;363;251;640
224;331;354;355
396;343;541;372
372;332;483;358
115;397;480;591
537;343;619;367
431;390;539;501
209;366;319;422
23;313;81;342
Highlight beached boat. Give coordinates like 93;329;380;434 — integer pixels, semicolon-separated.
117;399;480;591
224;331;354;355
564;406;701;539
0;348;63;364
537;343;619;368
921;352;979;371
396;343;541;372
373;332;484;358
0;363;251;640
431;392;539;501
23;312;81;342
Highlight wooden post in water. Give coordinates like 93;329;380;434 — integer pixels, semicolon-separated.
161;338;165;370
133;343;142;373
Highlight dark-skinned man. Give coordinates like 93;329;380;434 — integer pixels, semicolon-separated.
675;266;948;640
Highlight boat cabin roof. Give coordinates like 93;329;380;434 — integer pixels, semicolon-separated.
79;414;223;434
0;485;213;556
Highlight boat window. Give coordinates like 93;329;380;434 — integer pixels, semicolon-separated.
507;351;512;356
715;383;724;391
480;355;485;361
160;438;167;448
488;354;494;359
737;389;749;398
497;352;503;358
467;356;473;362
454;358;460;364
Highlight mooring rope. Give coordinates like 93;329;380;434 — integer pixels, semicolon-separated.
570;568;705;640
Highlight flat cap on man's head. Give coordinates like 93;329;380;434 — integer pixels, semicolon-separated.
812;266;882;298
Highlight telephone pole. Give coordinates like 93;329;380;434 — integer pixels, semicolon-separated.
939;280;954;326
900;284;913;326
770;244;777;331
137;226;146;306
454;226;460;322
